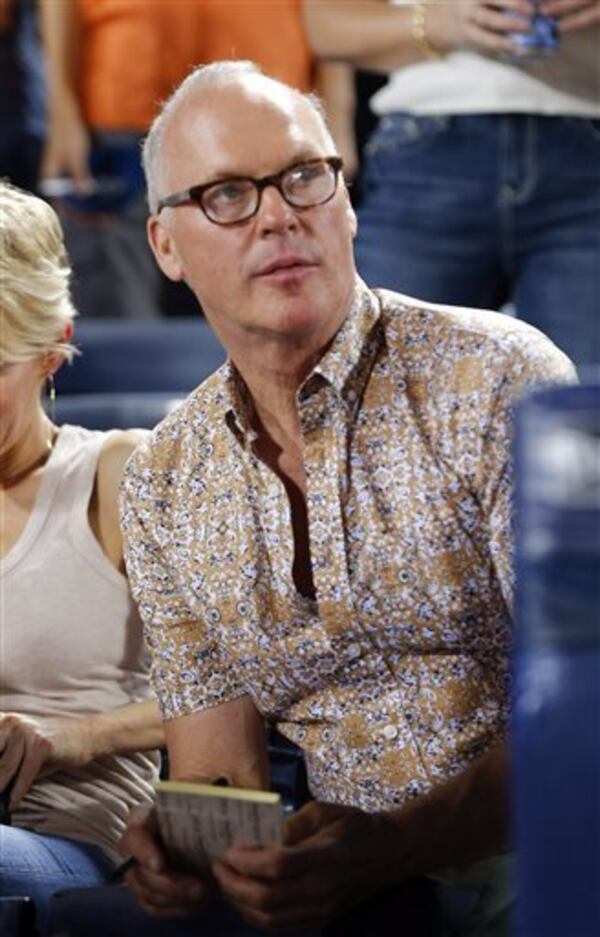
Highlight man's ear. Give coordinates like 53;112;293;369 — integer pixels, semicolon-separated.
346;196;358;239
147;215;184;282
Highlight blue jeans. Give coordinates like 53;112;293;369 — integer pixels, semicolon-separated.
356;113;600;369
0;825;114;936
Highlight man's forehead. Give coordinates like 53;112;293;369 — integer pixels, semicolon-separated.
162;78;330;181
179;73;312;122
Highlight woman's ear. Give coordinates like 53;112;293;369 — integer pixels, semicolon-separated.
42;322;75;379
41;351;65;380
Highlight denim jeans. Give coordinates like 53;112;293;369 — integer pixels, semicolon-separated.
356;113;600;369
0;825;114;936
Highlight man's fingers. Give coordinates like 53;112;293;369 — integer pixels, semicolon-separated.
213;860;272;908
130;864;204;899
222;842;320;882
120;806;214;917
119;806;166;872
127;863;207;907
214;862;333;932
126;874;199;919
284;801;328;846
214;845;334;911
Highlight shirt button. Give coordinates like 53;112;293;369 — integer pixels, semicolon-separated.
383;724;398;741
346;643;361;660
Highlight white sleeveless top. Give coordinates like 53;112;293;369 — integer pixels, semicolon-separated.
0;424;159;863
373;0;600;117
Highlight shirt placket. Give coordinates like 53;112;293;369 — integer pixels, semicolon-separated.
302;389;356;642
301;382;433;783
246;444;296;597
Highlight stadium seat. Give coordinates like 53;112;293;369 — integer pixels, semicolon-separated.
514;384;600;937
55;392;184;431
56;318;226;395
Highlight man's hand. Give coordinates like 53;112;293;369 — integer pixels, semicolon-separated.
120;807;214;919
539;0;600;31
213;801;398;931
0;712;93;808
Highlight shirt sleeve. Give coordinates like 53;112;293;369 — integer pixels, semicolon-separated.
473;330;577;611
119;442;247;720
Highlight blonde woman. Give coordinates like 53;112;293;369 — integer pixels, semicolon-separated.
0;182;163;934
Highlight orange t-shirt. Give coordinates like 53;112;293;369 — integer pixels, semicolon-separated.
76;0;314;131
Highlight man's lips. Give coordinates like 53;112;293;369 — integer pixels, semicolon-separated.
253;255;317;277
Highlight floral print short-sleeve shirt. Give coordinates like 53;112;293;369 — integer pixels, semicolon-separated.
121;281;575;811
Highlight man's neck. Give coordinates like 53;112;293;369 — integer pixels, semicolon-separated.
227;328;326;444
215;287;354;441
240;359;304;447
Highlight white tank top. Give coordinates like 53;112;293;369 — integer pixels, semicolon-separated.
1;424;159;863
373;1;600;117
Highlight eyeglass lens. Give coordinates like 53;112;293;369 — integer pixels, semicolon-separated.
201;160;337;224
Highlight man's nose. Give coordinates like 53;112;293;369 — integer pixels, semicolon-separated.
255;183;299;233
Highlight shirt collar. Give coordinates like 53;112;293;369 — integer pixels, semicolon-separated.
308;276;382;400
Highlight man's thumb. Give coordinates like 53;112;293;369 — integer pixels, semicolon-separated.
284;801;326;846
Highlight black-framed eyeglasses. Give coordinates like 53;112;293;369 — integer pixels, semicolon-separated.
156;156;344;225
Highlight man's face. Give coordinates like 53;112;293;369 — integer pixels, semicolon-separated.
148;77;357;356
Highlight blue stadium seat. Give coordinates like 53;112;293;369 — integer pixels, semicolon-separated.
56;318;226;395
514;384;600;937
55;392;184;431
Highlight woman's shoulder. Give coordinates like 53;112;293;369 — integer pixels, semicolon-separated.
97;428;149;478
94;429;149;538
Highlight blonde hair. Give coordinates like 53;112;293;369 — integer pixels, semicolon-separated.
142;60;334;214
0;181;77;364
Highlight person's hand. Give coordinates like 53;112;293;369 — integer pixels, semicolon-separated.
539;0;600;32
120;807;214;918
0;712;93;807
212;801;398;931
427;0;537;56
40;102;94;194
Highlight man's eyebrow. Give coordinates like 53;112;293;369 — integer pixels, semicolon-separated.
196;152;327;186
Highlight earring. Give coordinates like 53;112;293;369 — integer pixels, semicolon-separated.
46;374;57;423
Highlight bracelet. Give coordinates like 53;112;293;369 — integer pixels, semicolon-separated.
411;3;443;60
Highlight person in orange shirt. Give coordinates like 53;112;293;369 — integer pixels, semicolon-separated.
40;0;354;320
